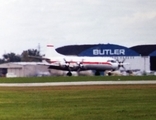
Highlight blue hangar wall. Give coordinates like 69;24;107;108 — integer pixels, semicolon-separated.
78;44;140;57
149;50;156;71
149;50;156;56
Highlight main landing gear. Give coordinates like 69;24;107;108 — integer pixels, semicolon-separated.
95;71;100;76
66;71;72;76
107;72;112;76
95;70;113;76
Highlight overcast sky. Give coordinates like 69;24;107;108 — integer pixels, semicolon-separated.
0;0;156;57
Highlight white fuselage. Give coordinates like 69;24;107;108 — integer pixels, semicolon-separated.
47;56;118;71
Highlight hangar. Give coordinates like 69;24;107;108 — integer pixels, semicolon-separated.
130;45;156;71
56;44;156;73
0;62;50;77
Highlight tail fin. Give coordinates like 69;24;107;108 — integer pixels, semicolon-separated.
45;45;64;58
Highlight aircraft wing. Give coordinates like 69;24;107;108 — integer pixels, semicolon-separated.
28;55;86;71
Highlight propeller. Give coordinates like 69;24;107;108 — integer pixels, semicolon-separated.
116;58;129;71
63;58;70;68
63;58;85;72
63;58;76;70
76;59;84;72
117;58;125;69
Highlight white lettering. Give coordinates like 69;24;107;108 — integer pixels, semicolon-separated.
105;49;110;55
93;49;125;55
93;49;99;55
120;49;125;55
110;49;114;55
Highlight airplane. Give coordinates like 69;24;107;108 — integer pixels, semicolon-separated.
30;45;126;76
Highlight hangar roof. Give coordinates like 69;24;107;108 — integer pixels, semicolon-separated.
56;44;96;55
0;62;44;68
0;63;23;68
56;44;140;56
130;44;156;56
78;44;139;56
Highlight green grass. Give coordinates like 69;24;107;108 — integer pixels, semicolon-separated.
0;85;156;120
0;76;156;83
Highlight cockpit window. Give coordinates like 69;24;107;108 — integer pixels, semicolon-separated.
107;60;116;63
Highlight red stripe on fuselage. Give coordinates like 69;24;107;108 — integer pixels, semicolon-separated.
50;61;58;63
81;62;112;65
50;61;112;65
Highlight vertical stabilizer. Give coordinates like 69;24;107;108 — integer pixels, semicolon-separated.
45;45;64;58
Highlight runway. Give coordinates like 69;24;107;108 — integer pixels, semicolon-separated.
0;81;156;87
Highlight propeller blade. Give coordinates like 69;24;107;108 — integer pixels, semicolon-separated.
122;66;126;71
63;58;67;63
122;58;126;63
116;58;119;62
63;58;71;69
76;59;84;72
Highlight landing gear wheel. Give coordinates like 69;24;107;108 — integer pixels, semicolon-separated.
108;72;112;76
67;72;72;76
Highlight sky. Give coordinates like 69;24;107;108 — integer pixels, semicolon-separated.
0;0;156;57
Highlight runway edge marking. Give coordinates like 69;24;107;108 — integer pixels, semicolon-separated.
0;81;156;87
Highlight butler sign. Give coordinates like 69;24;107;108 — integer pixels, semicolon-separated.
93;49;125;56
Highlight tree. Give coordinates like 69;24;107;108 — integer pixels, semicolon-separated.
21;49;42;62
2;52;21;63
0;59;5;64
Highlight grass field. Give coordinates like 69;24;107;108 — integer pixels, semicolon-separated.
0;76;156;83
0;76;156;120
0;85;156;120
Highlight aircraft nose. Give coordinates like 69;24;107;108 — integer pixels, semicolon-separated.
112;63;118;70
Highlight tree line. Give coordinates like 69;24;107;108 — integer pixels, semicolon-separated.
0;49;42;64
